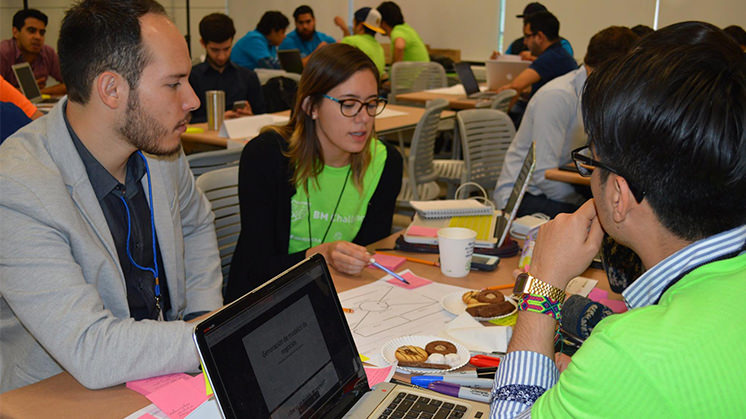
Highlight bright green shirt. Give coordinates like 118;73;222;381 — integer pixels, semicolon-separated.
533;252;746;417
390;23;429;62
341;34;386;76
288;139;387;253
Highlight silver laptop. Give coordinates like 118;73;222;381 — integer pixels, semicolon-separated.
494;142;536;247
485;59;531;90
10;62;58;104
278;49;304;74
194;255;490;418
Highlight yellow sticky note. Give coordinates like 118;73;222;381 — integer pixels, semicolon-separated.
201;360;213;396
185;126;204;134
359;353;370;362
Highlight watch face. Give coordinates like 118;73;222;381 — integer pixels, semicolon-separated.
513;273;529;294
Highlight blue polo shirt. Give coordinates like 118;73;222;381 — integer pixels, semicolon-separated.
231;30;280;70
528;42;578;99
279;30;335;57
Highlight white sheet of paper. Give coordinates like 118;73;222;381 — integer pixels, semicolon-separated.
123;403;169;419
565;276;598;297
376;107;408;119
218;114;289;139
338;275;469;367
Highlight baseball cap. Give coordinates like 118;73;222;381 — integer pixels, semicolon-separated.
516;2;547;18
354;7;385;34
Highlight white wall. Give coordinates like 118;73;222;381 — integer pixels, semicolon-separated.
2;0;745;63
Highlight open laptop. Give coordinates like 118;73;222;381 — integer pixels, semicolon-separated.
403;142;536;248
194;255;490;419
11;62;58;104
485;59;531;90
278;49;304;74
454;62;495;99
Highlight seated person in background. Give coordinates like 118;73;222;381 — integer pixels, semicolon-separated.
189;13;266;123
0;8;66;95
630;24;655;38
723;25;746;51
502;2;573;61
494;26;639;218
225;43;402;303
0;0;223;392
497;11;578;127
0;74;43;120
491;21;746;417
334;7;387;77
280;5;336;66
377;1;429;63
231;11;289;70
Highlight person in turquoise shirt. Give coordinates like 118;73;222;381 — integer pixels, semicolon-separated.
334;7;386;76
231;11;288;70
490;22;746;418
279;5;335;66
377;1;429;63
225;43;402;302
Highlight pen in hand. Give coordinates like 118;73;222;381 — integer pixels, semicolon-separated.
369;258;411;285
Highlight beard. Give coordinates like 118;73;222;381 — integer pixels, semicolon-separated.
118;89;188;156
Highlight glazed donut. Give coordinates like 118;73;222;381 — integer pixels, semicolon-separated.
425;340;458;355
462;290;480;305
395;345;428;362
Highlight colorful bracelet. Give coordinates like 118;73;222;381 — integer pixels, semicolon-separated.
518;293;562;321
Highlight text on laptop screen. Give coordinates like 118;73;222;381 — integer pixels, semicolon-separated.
197;260;367;418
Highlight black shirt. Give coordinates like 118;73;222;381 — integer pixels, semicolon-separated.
189;61;266;123
64;106;171;320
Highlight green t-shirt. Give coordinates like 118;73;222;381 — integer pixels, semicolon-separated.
288;139;387;253
533;252;746;417
341;34;386;76
390;23;430;62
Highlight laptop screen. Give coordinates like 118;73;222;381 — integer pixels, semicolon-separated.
11;62;42;101
278;49;303;74
454;62;480;96
495;142;536;246
194;255;368;419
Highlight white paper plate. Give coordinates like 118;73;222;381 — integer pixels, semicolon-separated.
381;335;469;373
440;291;518;321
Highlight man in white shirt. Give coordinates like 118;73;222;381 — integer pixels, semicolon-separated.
494;26;638;217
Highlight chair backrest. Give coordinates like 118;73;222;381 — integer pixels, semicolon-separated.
457;108;516;192
490;89;517;113
195;166;240;295
186;148;242;178
390;61;447;105
406;98;449;200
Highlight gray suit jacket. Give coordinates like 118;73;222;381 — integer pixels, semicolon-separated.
0;101;223;392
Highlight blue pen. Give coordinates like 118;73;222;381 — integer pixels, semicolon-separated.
411;375;494;388
369;258;411;285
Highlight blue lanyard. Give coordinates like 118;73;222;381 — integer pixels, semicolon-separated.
117;151;162;320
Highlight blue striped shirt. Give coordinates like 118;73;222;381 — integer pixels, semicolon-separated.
490;224;746;418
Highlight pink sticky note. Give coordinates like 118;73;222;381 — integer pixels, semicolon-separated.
387;271;432;289
588;288;609;302
370;253;406;271
600;298;628;313
364;365;396;387
126;373;191;396
145;374;210;419
407;225;439;237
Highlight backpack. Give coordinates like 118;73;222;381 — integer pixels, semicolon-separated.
262;76;298;113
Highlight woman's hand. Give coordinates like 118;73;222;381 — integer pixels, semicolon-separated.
307;241;370;275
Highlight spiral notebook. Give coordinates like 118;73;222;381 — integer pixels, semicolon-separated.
409;199;493;219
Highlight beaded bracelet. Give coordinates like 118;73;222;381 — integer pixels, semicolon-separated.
518;293;562;321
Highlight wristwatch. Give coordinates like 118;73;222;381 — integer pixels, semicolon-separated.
512;272;566;302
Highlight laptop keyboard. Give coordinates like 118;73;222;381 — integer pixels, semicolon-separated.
377;391;476;419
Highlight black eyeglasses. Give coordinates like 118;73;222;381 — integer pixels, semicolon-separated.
323;94;387;117
571;145;646;203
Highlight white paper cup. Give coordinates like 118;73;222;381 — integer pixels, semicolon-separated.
437;227;477;278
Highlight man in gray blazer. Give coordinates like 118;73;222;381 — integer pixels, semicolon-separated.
0;0;223;392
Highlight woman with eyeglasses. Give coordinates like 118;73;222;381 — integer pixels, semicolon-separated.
225;43;402;303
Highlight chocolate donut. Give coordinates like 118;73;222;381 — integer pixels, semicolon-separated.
476;290;504;303
425;340;458;355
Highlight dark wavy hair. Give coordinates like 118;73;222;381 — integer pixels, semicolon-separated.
582;21;746;240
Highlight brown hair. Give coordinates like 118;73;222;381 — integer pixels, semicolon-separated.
270;43;380;192
584;26;639;69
